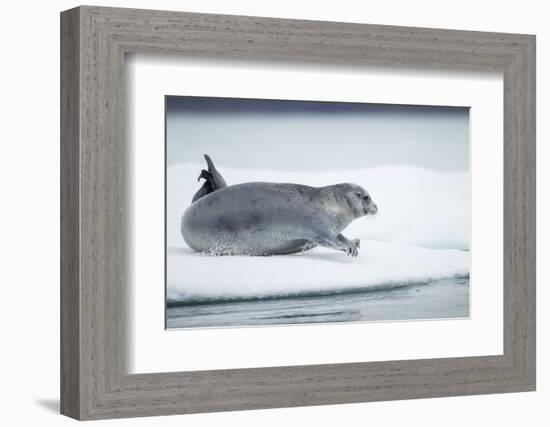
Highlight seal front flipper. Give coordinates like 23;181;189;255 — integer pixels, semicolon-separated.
191;154;228;202
312;233;360;257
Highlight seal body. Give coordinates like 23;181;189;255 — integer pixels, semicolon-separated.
182;180;378;257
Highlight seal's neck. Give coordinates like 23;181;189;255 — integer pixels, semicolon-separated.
318;186;356;231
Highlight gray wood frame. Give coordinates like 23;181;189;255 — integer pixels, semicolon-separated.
60;5;536;420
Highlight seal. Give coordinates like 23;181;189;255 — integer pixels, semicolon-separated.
181;155;378;257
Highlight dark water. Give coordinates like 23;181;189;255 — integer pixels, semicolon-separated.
166;277;469;329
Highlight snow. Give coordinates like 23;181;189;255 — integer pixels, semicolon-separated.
167;242;468;303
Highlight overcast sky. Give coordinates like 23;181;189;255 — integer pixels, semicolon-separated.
166;96;469;172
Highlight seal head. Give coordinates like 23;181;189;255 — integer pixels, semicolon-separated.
335;183;378;219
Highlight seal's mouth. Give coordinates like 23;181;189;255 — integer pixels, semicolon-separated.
364;205;378;215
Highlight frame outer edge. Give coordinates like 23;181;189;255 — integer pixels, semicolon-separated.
521;34;536;389
60;6;82;420
503;34;536;390
528;35;536;390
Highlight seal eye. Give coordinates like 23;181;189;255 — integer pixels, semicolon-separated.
355;192;363;198
364;195;370;202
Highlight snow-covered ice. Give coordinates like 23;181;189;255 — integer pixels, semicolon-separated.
167;163;469;304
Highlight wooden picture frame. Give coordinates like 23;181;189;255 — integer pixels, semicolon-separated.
60;5;536;420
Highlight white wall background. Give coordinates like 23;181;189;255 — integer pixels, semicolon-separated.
0;0;546;425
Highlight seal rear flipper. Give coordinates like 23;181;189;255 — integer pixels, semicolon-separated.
191;154;228;202
192;181;213;202
204;154;227;190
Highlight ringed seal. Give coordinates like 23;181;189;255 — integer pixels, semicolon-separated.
181;155;378;257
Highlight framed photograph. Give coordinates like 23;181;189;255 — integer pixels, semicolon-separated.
61;6;536;420
165;97;470;329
